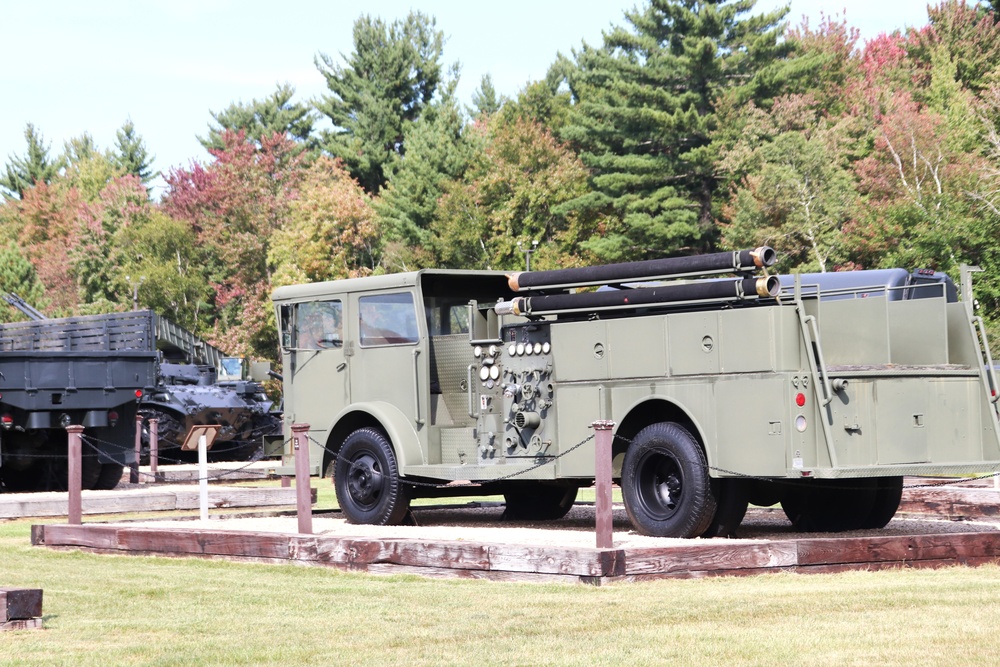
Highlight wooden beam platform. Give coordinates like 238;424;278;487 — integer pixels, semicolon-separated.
31;521;1000;584
1;485;306;519
1;588;43;632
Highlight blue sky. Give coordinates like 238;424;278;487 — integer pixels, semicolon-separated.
1;1;933;197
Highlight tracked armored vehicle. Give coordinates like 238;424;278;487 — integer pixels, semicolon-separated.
271;249;1000;538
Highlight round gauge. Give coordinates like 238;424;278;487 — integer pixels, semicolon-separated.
489;365;500;380
516;343;525;356
525;344;533;356
533;342;542;355
473;345;483;358
542;342;551;354
479;365;490;381
508;343;516;356
488;344;498;357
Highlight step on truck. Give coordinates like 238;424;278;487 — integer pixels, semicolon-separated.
0;311;159;492
271;249;1000;538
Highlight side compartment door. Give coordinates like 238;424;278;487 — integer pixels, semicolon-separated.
282;299;349;465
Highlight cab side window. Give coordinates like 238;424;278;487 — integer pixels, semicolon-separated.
295;300;343;349
359;293;419;346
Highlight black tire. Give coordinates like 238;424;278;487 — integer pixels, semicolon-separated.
334;428;411;525
861;476;904;529
781;478;877;532
502;484;579;521
0;460;43;492
621;422;717;538
93;463;125;490
702;478;750;538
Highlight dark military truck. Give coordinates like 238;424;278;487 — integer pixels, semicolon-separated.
0;311;158;491
271;250;1000;538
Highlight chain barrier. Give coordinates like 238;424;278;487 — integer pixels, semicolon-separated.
310;432;597;489
80;433;276;484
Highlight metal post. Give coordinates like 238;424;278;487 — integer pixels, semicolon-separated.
292;423;312;535
149;418;161;483
198;432;209;521
130;414;142;484
592;420;616;549
66;425;85;525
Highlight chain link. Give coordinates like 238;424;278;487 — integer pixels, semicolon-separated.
310;432;597;489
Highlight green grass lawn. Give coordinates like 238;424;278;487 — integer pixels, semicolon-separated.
3;508;1000;666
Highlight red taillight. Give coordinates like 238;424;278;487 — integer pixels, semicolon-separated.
108;410;119;427
135;389;143;398
0;414;12;430
795;393;806;407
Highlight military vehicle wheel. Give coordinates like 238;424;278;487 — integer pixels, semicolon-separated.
702;478;750;538
502;484;578;521
0;460;43;492
93;463;124;490
621;422;716;538
781;479;877;532
334;428;411;525
860;476;904;529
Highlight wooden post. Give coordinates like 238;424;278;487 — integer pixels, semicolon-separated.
66;425;85;525
149;418;161;483
130;414;142;484
292;423;312;535
592;420;616;549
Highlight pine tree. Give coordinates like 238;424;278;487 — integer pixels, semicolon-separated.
200;83;315;152
111;119;156;185
1;124;64;199
314;11;444;194
556;0;794;262
469;74;505;117
375;76;470;265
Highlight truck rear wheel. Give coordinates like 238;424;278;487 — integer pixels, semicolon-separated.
334;428;411;525
621;422;716;538
702;478;750;538
780;478;877;532
861;476;904;529
502;484;578;521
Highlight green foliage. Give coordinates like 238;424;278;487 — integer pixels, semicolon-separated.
469;74;505;117
375;75;471;269
719;96;859;272
61;134;125;202
432;116;597;270
0;242;46;322
0;123;65;199
200;83;316;153
314;11;444;194
111;118;156;185
557;0;797;262
270;157;379;286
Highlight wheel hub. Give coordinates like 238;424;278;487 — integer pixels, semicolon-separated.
347;454;383;506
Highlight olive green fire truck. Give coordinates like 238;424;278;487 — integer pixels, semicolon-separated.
271;249;1000;538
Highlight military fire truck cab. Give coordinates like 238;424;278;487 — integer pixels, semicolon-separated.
272;251;1000;538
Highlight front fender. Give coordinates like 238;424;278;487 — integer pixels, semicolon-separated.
329;401;424;471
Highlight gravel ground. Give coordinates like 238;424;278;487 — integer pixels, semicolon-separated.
125;502;1000;550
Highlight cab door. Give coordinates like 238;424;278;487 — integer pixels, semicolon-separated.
348;290;428;444
281;298;349;471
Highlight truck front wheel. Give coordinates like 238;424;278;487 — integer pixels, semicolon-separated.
334;428;412;525
621;422;716;538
